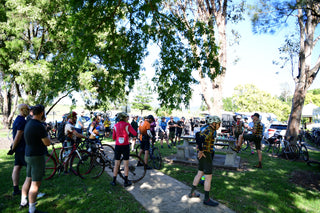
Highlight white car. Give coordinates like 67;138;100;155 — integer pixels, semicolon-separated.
264;124;287;139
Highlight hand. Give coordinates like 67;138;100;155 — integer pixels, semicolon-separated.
7;149;14;155
198;151;206;159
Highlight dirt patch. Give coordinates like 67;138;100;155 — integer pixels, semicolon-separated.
290;170;320;191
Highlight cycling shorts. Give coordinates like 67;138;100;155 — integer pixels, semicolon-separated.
140;135;150;151
243;134;262;150
115;145;130;160
198;151;213;175
25;155;46;181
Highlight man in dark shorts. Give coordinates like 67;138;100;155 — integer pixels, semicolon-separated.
20;104;51;213
138;115;153;170
175;117;185;145
167;116;176;146
7;104;29;196
189;115;221;207
233;113;264;168
232;115;245;144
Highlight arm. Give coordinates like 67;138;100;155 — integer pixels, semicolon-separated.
41;137;51;146
147;129;153;138
11;130;24;151
112;127;116;140
73;130;87;139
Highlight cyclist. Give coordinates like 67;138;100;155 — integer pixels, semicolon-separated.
233;113;263;168
232;115;245;145
167;116;177;146
158;116;171;149
175;117;185;145
63;111;87;173
137;115;154;170
189;115;221;207
110;112;137;187
103;116;111;137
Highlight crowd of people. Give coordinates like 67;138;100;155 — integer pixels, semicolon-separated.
7;103;264;210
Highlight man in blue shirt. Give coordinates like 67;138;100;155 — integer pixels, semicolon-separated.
158;117;171;149
8;104;30;196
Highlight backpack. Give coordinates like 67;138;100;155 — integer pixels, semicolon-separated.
57;121;66;142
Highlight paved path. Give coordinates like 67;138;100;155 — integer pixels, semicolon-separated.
106;167;235;213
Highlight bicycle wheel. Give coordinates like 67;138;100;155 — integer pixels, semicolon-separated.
44;154;57;180
241;140;249;151
77;152;105;179
101;144;115;163
272;141;280;156
300;144;309;161
151;147;162;170
262;139;271;153
69;150;92;176
119;154;146;183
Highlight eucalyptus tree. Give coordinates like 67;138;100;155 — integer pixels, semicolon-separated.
156;0;245;115
251;0;320;139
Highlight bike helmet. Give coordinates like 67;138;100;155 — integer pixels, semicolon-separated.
206;115;221;124
147;115;154;121
117;112;129;121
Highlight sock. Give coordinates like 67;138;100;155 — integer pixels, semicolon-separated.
204;191;210;200
124;176;128;183
20;196;28;206
112;176;117;183
29;202;36;213
13;185;19;192
190;185;197;194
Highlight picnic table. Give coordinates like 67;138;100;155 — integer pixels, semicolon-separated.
176;135;238;167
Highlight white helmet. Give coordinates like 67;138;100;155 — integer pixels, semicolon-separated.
206;115;221;124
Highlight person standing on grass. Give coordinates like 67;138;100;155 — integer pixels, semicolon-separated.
20;104;51;213
167;116;177;146
137;115;154;170
158;116;171;149
175;117;185;145
232;115;245;146
233;113;263;168
189;115;221;207
7;103;30;196
110;112;137;187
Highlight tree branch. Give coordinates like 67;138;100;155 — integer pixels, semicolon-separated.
46;92;71;115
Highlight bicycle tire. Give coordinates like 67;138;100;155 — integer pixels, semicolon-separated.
241;140;249;151
101;144;115;163
77;152;105;179
119;154;146;183
44;154;57;180
272;141;280;156
300;144;309;161
69;150;91;176
262;139;271;153
151;147;162;170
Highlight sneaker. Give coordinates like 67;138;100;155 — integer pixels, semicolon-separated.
203;198;219;207
254;164;262;168
12;190;21;196
188;192;200;198
110;181;116;186
137;161;144;167
19;203;28;209
124;180;132;187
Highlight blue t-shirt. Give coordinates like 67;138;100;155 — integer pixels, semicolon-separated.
12;115;27;153
159;121;167;132
24;119;48;156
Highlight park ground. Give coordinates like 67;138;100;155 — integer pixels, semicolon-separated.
0;129;320;213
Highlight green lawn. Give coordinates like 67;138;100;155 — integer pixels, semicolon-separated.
0;138;320;213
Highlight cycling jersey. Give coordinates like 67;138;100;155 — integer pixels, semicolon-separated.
113;121;137;146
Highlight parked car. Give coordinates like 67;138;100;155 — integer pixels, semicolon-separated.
264;123;287;139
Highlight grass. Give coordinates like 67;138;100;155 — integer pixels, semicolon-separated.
1;137;320;213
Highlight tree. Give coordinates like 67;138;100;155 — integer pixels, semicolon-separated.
131;74;153;115
156;0;245;116
305;89;320;106
251;0;320;140
232;84;291;122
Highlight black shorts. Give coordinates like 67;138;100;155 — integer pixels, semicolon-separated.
115;145;130;160
140;135;150;151
176;130;182;137
198;152;213;175
105;127;111;133
15;151;27;166
234;131;242;139
243;134;262;150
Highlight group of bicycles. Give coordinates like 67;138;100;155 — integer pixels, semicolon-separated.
44;134;163;184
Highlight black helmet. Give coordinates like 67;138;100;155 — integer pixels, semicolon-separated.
147;115;154;121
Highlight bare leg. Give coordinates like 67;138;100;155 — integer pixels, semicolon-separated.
193;170;204;186
144;150;149;165
123;160;129;176
113;160;120;177
28;181;41;204
204;174;212;191
12;165;22;187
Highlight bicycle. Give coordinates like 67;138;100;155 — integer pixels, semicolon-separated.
44;141;91;180
77;142;147;183
279;138;299;161
263;134;282;156
135;142;162;170
296;139;309;162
